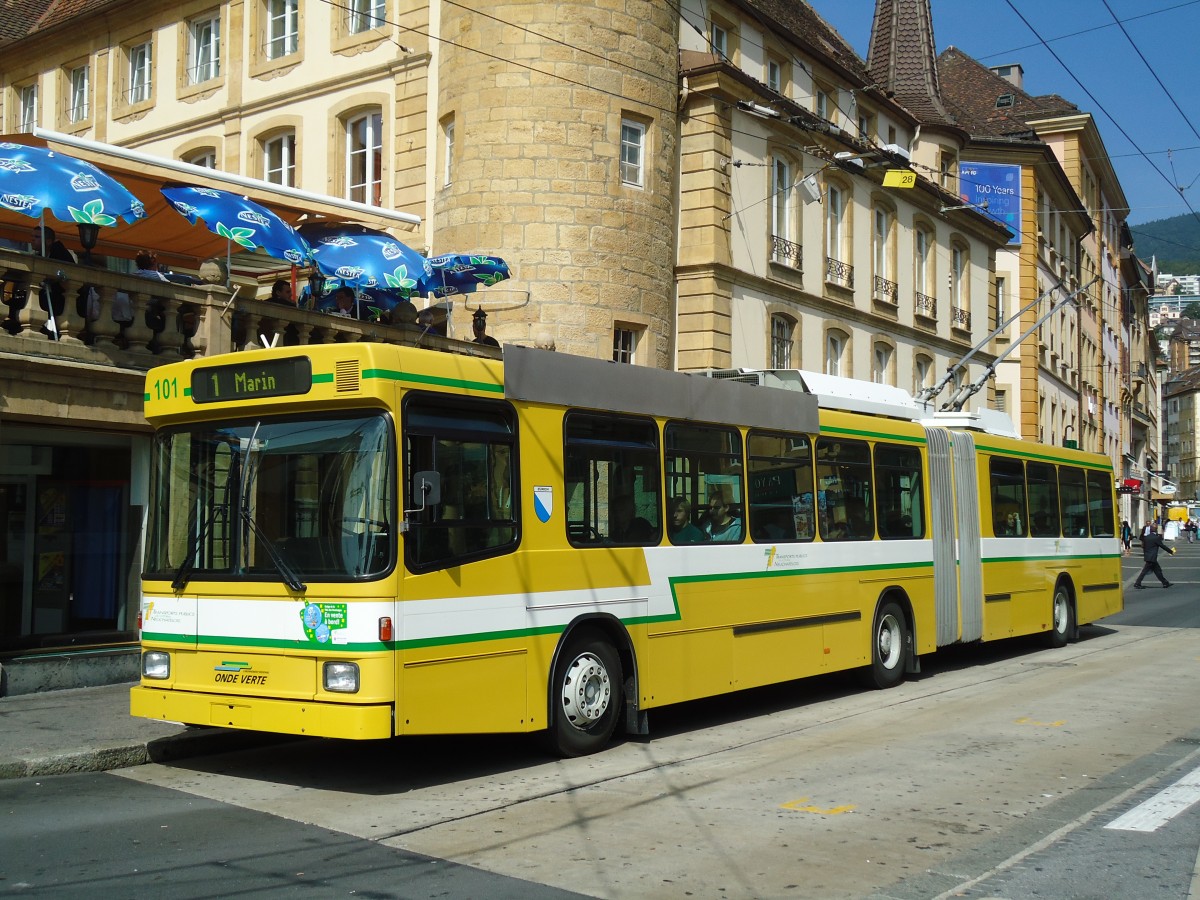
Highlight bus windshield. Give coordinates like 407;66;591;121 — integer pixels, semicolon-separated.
146;413;393;583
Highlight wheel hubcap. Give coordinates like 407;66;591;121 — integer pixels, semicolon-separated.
561;652;611;729
1054;595;1067;632
878;615;902;669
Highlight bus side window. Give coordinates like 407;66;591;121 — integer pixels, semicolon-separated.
1027;461;1060;537
402;395;519;572
665;420;745;544
1059;467;1088;537
746;431;814;544
874;442;924;540
989;456;1026;537
816;438;872;541
564;412;661;547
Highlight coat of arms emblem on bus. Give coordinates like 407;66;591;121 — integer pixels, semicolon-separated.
534;485;553;523
300;602;348;643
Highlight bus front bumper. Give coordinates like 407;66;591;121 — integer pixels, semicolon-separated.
130;686;394;740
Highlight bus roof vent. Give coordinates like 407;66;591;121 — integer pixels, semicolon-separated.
335;359;360;392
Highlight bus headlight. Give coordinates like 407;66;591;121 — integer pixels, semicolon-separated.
142;651;171;680
323;661;359;693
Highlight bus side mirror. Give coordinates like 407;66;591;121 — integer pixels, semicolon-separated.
413;471;441;507
399;471;441;533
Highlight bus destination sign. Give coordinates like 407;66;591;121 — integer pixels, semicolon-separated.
191;356;313;403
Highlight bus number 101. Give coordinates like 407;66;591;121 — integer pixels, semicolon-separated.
152;376;180;401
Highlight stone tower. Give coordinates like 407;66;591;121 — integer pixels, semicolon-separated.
433;2;680;365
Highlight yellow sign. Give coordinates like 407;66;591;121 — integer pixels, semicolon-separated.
883;169;917;188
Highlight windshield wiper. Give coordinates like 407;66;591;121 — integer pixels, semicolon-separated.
173;453;236;591
238;505;307;593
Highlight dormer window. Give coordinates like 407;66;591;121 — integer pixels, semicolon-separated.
995;93;1015;109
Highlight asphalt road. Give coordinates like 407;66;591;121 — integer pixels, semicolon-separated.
3;545;1198;899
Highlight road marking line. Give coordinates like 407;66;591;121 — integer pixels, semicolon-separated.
780;797;856;815
1105;764;1200;832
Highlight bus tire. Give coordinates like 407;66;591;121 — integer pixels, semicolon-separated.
1046;583;1074;648
547;633;623;757
863;600;908;690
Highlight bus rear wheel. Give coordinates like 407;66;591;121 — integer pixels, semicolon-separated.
547;634;623;757
1046;584;1074;648
862;600;908;689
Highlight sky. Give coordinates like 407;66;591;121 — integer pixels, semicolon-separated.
803;0;1200;226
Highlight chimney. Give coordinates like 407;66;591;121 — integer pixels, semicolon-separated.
989;63;1024;90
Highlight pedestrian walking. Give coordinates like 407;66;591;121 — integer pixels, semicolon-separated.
1134;522;1176;589
1121;519;1132;555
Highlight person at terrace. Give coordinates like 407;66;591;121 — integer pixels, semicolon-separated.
133;250;168;281
471;308;500;347
267;278;294;306
327;286;369;320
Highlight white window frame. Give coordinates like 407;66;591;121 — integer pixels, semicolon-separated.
770;314;793;369
710;21;728;58
18;83;37;132
185;149;217;169
914;226;930;293
996;275;1007;325
346;111;383;205
347;0;386;34
613;327;638;364
825;331;844;377
264;132;296;186
266;0;299;59
952;246;965;307
188;14;221;84
914;356;931;395
873;205;891;281
825;184;844;260
771;156;791;246
815;89;829;121
443;118;454;187
767;59;782;93
872;342;893;385
620;119;645;188
128;41;153;104
69;65;90;123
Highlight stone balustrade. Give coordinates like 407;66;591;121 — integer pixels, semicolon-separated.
0;247;496;369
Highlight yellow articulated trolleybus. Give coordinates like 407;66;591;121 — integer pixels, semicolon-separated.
131;344;1122;755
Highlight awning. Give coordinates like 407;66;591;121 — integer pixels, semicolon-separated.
1;128;421;272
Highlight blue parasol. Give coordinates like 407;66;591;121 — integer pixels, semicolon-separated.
160;184;309;265
299;222;427;296
423;253;511;298
0;140;146;232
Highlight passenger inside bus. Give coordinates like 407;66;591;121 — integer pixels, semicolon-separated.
668;496;707;543
704;487;743;542
610;493;655;543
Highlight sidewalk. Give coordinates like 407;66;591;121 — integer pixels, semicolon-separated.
0;683;273;780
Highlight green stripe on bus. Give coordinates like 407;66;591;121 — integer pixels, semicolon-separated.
363;368;504;394
985;552;1120;563
974;442;1114;470
821;425;927;445
313;373;334;384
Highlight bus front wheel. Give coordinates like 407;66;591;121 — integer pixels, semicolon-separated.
547;634;623;757
863;600;908;689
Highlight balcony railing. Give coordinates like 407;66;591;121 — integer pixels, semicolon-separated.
825;256;854;290
951;305;971;331
873;275;897;305
771;235;802;271
0;248;492;368
914;292;936;319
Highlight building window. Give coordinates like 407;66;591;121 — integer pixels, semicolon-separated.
771;314;794;369
346;111;383;205
826;184;845;259
710;20;728;58
914;226;931;293
442;117;454;187
771;155;792;252
264;132;296;186
767;57;787;94
872;342;893;385
940;152;956;192
188;14;221;84
815;88;829;121
184;148;217;168
620;118;645;187
996;275;1007;325
127;41;153;103
995;389;1007;413
914;355;932;395
266;0;299;59
873;205;892;281
825;331;844;377
68;64;90;123
18;83;37;132
613;327;638;364
347;0;385;34
952;245;966;307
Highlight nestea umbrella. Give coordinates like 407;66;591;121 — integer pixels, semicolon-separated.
0;141;146;227
161;185;309;265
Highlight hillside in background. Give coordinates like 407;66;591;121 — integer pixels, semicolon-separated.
1130;215;1200;274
